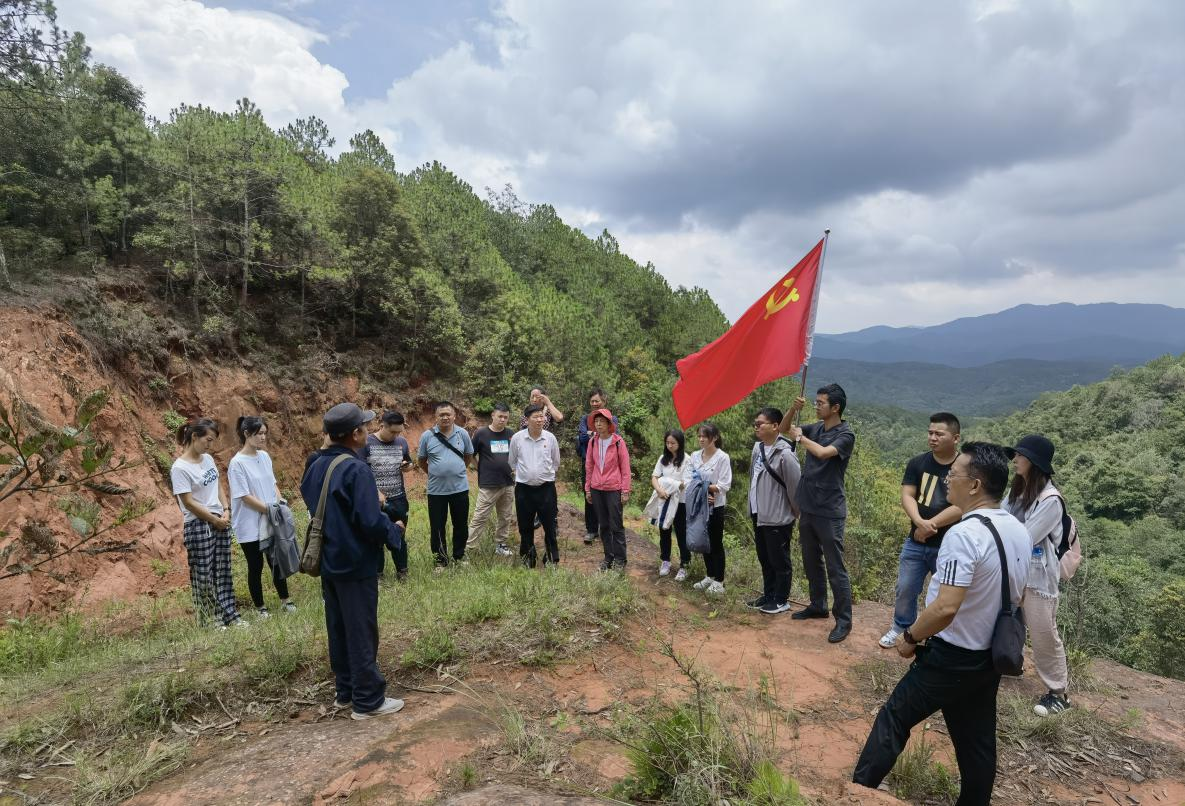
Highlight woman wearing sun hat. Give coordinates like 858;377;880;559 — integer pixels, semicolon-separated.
1004;434;1071;717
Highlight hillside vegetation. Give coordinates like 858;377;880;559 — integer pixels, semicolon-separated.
0;7;725;461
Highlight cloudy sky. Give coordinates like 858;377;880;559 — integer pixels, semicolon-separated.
56;0;1185;332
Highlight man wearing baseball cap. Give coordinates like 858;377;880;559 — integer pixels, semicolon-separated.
301;402;405;720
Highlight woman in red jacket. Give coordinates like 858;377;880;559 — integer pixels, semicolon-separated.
585;409;631;570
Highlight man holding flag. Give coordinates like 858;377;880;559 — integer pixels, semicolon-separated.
785;385;855;643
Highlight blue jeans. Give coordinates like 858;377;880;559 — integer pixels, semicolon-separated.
892;539;940;631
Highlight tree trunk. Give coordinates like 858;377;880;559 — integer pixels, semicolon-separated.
0;237;11;290
240;188;250;309
188;150;200;321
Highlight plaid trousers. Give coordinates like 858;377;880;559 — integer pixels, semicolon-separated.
183;519;240;625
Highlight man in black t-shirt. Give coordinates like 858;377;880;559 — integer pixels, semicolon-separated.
786;383;857;643
877;412;963;648
468;403;516;556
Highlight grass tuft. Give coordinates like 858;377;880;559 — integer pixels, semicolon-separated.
887;728;959;804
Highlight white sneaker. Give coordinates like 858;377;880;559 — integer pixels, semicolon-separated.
692;576;713;590
878;628;902;649
230;617;250;630
495;544;513;557
256;607;271;619
674;567;688;582
705;581;725;595
351;697;405;720
659;561;671;576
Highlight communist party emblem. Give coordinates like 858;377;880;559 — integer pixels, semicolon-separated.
764;277;800;319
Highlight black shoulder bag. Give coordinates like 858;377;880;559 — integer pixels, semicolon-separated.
969;514;1026;676
759;442;787;490
433;429;467;460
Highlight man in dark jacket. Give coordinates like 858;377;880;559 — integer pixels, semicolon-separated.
301;402;405;720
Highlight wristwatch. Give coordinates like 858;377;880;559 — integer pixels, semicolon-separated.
903;628;919;645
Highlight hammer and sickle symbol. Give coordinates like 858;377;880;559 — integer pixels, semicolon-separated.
764;277;800;319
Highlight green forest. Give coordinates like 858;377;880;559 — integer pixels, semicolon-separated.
0;2;726;465
2;2;1183;683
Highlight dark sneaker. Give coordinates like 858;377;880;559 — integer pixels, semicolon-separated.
760;601;792;615
611;559;627;572
827;623;852;643
598;559;612;572
791;607;829;620
584;533;596;545
746;596;771;610
1034;692;1071;717
395;570;408;582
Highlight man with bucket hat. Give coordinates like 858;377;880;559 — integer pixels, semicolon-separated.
301;403;405;720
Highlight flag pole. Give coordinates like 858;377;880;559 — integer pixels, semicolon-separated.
795;228;830;425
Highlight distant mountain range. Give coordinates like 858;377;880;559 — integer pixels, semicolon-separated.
808;303;1185;415
808;358;1115;417
814;303;1185;367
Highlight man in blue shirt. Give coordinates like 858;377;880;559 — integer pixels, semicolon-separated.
417;401;475;569
301;402;405;720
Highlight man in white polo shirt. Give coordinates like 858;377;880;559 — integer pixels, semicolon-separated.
509;403;562;568
852;442;1029;806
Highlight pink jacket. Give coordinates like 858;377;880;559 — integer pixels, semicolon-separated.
584;409;631;493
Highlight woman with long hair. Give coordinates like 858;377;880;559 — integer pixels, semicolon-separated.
228;416;295;617
651;429;690;580
171;419;245;629
684;422;732;595
1004;434;1071;717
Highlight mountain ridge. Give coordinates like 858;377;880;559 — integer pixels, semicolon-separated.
815;302;1185;367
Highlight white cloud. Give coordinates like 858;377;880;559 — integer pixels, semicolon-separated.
57;0;353;134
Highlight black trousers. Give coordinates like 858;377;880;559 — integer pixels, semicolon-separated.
660;503;690;565
703;506;726;581
580;459;597;535
591;489;627;564
853;638;1001;806
427;491;469;565
378;494;409;574
239;539;289;608
321;575;386;712
752;515;793;603
799;512;853;625
515;482;559;566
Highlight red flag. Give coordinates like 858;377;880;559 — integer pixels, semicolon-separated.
673;239;825;428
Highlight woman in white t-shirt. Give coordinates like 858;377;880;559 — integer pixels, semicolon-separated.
651;430;690;581
683;422;732;595
229;416;294;618
171;418;245;629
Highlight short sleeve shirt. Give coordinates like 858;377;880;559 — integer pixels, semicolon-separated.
927;508;1031;650
171;454;222;522
795;421;855;519
473;426;515;488
901;452;957;546
228;450;277;543
418;426;474;495
362;434;411;498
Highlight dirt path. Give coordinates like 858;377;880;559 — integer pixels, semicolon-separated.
127;503;1185;805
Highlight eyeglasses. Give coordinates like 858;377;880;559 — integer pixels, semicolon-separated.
942;473;977;487
752;420;771;428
